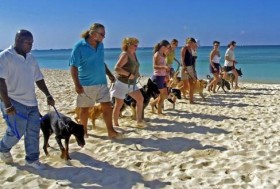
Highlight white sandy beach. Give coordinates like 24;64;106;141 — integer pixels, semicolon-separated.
0;69;279;189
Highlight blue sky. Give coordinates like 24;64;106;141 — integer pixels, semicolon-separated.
1;0;280;49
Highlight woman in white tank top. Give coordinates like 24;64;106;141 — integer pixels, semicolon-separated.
208;41;221;93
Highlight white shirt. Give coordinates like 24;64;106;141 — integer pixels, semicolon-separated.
0;46;44;106
224;48;235;66
212;55;221;64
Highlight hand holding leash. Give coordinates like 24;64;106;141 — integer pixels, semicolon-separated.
47;95;55;106
5;105;16;115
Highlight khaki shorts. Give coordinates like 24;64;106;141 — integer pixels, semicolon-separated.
180;66;197;81
76;85;110;107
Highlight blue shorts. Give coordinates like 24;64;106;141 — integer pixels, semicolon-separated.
152;75;166;89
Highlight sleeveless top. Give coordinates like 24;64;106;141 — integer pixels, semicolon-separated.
153;53;167;76
166;50;175;66
212;55;221;64
116;52;140;84
183;48;194;67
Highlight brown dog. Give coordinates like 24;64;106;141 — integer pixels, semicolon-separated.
192;79;208;100
74;104;103;129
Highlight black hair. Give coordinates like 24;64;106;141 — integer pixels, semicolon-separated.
213;41;220;45
15;29;33;42
228;41;236;47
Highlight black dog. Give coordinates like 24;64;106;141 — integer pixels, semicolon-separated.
167;88;182;109
207;75;231;93
40;111;85;160
122;78;160;119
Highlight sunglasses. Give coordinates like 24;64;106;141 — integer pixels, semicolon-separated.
96;32;105;38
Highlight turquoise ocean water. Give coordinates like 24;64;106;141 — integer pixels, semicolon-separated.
31;45;280;84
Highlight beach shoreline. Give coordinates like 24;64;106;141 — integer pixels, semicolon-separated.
0;69;279;188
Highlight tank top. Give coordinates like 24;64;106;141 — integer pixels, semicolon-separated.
116;52;140;84
183;48;194;67
166;50;175;66
153;53;167;76
212;55;221;64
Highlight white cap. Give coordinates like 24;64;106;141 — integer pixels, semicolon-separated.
195;39;200;47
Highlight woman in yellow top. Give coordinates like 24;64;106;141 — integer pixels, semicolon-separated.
165;39;179;78
110;37;145;127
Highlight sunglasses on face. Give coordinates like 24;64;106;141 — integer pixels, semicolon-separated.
96;32;105;38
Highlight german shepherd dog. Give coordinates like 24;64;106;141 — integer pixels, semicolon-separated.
122;78;160;119
40;111;85;160
207;75;231;93
222;67;243;88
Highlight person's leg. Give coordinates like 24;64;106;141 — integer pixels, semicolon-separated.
129;90;144;123
188;79;195;103
157;88;168;114
112;98;124;126
100;84;120;138
101;102;119;138
232;68;239;88
0;100;27;153
25;106;41;163
179;80;188;99
79;107;89;137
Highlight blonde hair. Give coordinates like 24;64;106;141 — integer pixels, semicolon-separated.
80;23;105;39
186;37;196;44
121;37;139;51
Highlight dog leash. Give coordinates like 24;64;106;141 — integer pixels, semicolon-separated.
3;112;40;140
51;105;71;132
52;105;61;119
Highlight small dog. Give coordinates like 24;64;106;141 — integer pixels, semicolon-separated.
207;75;231;93
122;78;160;119
167;88;182;109
40;111;85;160
74;104;103;129
222;68;243;88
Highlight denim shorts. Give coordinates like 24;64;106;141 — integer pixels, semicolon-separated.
151;75;166;89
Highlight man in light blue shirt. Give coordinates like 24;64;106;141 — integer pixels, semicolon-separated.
69;23;120;138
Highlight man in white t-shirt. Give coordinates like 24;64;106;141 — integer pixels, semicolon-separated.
0;30;55;169
223;41;240;89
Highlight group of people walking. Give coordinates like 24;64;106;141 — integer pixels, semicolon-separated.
0;22;240;169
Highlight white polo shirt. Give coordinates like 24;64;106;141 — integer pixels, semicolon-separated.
0;46;44;106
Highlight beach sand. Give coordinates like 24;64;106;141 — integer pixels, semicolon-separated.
0;69;279;189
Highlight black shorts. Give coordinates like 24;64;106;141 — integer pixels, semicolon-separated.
210;63;221;74
224;66;234;72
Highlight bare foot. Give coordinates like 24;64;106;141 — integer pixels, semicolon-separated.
108;131;122;139
157;112;166;116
